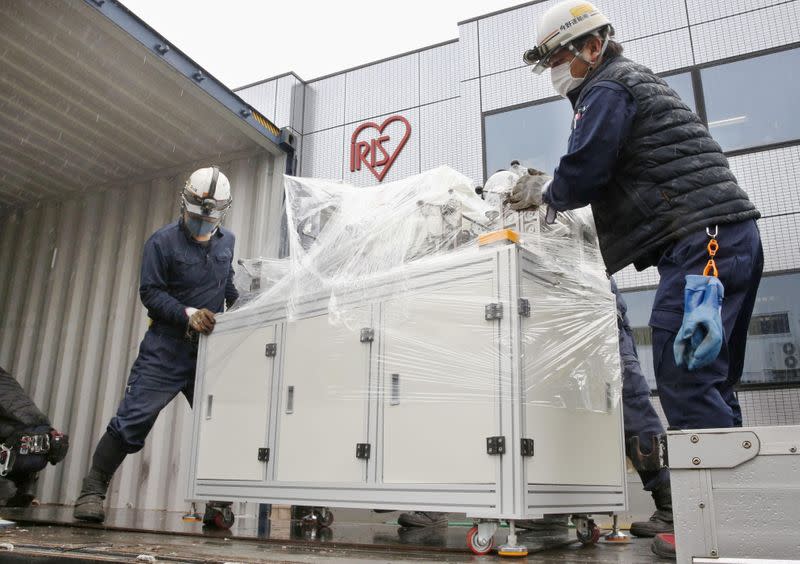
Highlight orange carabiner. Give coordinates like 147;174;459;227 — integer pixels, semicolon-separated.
703;236;720;277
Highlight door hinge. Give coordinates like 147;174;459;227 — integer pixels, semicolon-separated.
265;343;277;357
485;303;503;321
360;328;374;343
356;443;371;460
521;438;534;457
518;298;531;317
486;436;506;455
258;448;270;462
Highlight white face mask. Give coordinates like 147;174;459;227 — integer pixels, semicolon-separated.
550;57;585;98
550;35;610;97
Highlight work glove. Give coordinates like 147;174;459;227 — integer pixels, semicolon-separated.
188;308;216;335
673;275;725;371
509;168;551;211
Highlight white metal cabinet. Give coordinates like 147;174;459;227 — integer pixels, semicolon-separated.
195;324;277;481
189;244;625;522
275;310;372;483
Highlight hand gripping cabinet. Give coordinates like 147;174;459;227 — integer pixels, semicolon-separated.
187;167;626;554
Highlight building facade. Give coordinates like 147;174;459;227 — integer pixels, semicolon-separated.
237;0;800;424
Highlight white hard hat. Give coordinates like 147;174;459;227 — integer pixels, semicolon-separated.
180;166;232;234
523;1;612;74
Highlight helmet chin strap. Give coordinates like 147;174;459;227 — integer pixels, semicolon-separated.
568;31;610;75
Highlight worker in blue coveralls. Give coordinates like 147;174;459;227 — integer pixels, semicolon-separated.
513;1;763;557
73;166;238;523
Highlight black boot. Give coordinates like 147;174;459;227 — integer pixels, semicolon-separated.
630;482;673;538
73;468;110;522
73;432;127;523
5;474;39;507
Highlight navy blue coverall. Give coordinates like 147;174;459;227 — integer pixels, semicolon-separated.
544;82;764;430
107;221;238;453
611;280;668;491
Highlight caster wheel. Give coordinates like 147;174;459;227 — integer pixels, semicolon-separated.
214;507;235;530
467;526;494;555
203;504;235;530
317;510;334;527
576;520;600;545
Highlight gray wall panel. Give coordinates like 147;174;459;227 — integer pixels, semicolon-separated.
419;42;461;105
621;28;695;73
459;79;484;184
301;127;345;180
0;152;281;511
480;65;556;113
615;264;660;291
477;2;546;77
274;75;304;133
303;75;346;134
601;0;688;42
686;0;792;24
458;21;481;81
692;2;800;63
730;147;800;218
344;55;419;124
419;98;466;174
760;213;800;272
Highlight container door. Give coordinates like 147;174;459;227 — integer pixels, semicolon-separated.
275;309;371;483
381;278;498;484
196;324;277;481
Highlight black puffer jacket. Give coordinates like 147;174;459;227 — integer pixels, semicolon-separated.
0;366;50;441
574;56;760;273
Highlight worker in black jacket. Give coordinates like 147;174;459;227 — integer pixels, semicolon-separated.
73;166;238;523
0;366;69;506
515;1;763;557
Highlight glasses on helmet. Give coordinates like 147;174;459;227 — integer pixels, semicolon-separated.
523;44;569;70
182;190;231;219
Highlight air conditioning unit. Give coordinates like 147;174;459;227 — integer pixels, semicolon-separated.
767;340;798;372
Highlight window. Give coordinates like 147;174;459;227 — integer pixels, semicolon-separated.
702;48;800;152
749;313;791;336
621;272;800;389
662;72;696;114
483;99;574;178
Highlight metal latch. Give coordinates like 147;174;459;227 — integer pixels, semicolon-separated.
486;436;506;455
518;298;531;317
485;303;503;321
360;328;374;343
258;448;270;462
356;443;371;460
265;343;277;357
521;438;534;457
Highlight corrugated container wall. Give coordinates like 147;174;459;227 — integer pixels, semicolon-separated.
0;150;284;511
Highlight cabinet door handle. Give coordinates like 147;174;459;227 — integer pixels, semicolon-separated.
286;385;294;414
206;395;213;420
390;374;400;406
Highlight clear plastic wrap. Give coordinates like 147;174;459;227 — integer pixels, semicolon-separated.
222;166;620;416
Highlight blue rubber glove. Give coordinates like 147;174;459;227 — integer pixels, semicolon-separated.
673;275;725;371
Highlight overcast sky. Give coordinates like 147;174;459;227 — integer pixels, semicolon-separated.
123;0;523;88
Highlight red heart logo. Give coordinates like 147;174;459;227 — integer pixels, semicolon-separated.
349;115;411;182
